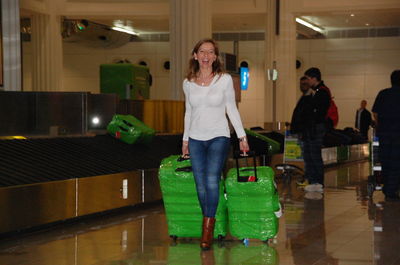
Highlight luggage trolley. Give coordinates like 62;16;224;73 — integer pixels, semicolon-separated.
275;130;304;184
367;129;383;197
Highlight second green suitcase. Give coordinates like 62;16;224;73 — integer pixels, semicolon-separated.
225;157;281;241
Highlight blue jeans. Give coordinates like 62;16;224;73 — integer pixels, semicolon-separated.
301;123;326;185
189;136;230;217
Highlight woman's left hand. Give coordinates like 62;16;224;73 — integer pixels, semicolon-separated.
239;137;250;156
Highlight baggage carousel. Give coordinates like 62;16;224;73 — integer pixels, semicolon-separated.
0;134;182;235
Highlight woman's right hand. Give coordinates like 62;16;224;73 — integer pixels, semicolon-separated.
182;140;189;157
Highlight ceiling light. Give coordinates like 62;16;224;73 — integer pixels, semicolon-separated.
295;17;324;33
350;14;355;17
75;19;88;31
365;23;370;26
111;26;138;35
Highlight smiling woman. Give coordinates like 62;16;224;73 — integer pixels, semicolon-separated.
181;38;249;251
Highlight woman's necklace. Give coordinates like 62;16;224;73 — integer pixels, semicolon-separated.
198;72;213;86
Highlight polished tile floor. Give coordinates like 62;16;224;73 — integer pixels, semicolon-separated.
1;161;399;265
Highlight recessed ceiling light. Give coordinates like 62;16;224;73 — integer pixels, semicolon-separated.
295;17;324;33
350;14;355;17
365;23;370;26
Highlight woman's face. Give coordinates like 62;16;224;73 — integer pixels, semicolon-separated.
194;42;216;68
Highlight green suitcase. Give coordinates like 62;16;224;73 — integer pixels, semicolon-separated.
107;114;155;144
159;155;228;239
225;154;281;241
245;129;281;155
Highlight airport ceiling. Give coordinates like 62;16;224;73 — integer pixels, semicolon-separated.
21;1;400;35
91;9;400;35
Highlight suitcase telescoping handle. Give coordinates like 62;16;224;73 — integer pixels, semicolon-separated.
176;155;192;172
234;151;258;182
177;155;190;162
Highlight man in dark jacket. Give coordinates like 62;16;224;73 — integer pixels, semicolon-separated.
300;67;330;193
291;77;314;135
291;76;314;186
355;100;372;140
372;70;400;201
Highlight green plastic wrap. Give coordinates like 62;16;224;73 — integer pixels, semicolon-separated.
229;243;279;265
107;114;155;144
159;155;228;238
245;129;281;155
100;63;150;100
167;243;226;265
225;166;281;241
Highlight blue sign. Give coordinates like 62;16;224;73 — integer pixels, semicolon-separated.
240;67;249;90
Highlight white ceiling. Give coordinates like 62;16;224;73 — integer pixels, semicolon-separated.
301;9;400;31
21;1;400;34
94;14;267;34
93;9;400;35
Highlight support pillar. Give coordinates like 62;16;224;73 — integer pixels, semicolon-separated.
264;0;297;128
31;12;63;91
1;0;22;91
169;0;212;100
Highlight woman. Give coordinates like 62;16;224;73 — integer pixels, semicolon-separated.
182;38;249;250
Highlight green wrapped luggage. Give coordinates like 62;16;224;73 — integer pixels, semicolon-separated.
159;155;228;239
107;114;155;144
225;154;281;241
245;129;280;155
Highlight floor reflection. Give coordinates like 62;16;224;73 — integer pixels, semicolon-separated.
370;200;400;265
157;241;277;265
287;192;338;265
1;161;400;265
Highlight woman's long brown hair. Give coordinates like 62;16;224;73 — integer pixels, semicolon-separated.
185;38;224;81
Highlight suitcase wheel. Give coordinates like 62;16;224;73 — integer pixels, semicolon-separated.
217;235;224;241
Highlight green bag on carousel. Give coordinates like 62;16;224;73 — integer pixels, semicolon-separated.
245;129;280;155
107;114;155;144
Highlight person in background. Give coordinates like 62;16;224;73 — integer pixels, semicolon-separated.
181;38;249;250
290;76;314;186
300;75;311;95
355;99;372;140
372;70;400;202
301;67;330;193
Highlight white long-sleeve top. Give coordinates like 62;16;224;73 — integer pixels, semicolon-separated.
183;73;246;141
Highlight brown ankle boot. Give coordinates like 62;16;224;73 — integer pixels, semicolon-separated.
200;217;216;250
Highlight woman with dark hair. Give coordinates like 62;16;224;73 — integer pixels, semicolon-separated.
182;38;249;250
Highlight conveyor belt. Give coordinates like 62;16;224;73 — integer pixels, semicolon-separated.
0;134;182;187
